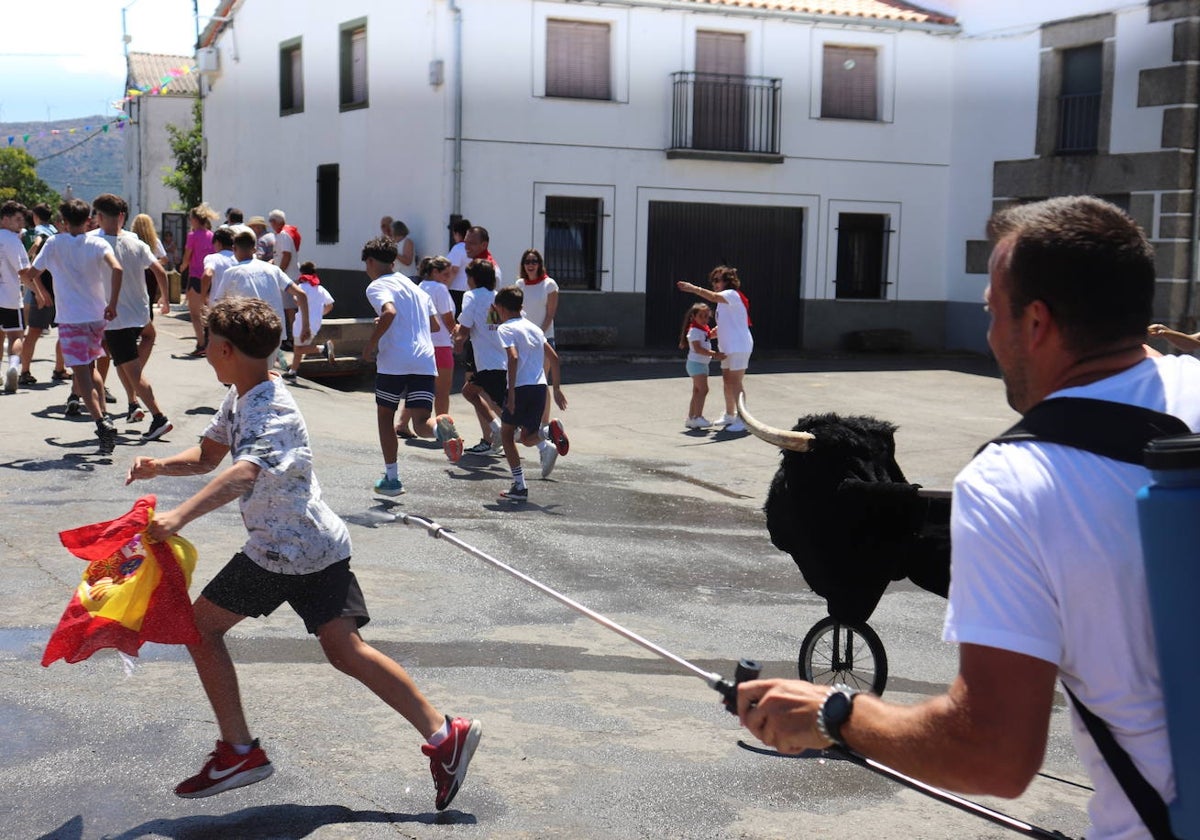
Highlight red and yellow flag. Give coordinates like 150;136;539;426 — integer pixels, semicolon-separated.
42;495;200;666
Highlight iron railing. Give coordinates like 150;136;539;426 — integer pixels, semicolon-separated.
670;71;781;155
1056;91;1100;154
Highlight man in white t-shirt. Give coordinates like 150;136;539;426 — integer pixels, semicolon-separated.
22;198;124;454
269;208;299;348
0;200;30;393
218;230;310;354
360;237;444;496
736;196;1200;840
91;193;172;441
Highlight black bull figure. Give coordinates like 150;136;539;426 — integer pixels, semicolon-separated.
739;397;952;625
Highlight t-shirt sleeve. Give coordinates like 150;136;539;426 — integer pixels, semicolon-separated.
458;295;478;330
942;448;1063;665
687;327;704;345
202;387;237;446
364;281;388;316
229;387;305;475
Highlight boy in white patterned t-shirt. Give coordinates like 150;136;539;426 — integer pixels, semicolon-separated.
126;296;480;810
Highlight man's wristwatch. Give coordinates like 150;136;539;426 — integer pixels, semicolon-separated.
815;684;861;747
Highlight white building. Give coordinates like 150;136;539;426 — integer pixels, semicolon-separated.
123;52;198;245
196;0;1199;353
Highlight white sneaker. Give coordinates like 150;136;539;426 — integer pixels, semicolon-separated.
4;364;18;394
539;442;559;478
720;414;738;426
725;419;747;433
686;416;712;429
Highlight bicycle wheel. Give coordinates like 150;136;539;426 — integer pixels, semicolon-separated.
798;615;888;695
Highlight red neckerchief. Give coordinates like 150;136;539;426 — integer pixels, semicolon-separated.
480;249;497;267
523;270;546;286
688;320;711;337
735;290;751;326
298;273;320;286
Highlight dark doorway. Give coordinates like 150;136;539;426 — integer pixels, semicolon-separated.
645;201;803;350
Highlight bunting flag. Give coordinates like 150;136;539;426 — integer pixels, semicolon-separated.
42;495;201;667
6;117;127;148
119;63;194;105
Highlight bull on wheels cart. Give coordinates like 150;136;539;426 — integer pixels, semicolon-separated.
738;395;953;696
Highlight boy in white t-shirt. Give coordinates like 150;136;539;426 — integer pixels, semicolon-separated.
127;296;480;809
0;200;30;393
22;198;124;454
360;237;452;496
493;286;568;502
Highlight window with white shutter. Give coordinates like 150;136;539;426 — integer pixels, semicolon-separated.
339;19;368;110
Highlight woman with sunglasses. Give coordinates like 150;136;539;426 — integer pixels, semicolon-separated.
515;249;559;427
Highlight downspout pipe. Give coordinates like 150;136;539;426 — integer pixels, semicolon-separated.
1187;42;1200;335
448;0;464;217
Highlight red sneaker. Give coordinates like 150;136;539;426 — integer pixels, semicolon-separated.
421;716;482;811
548;419;569;456
435;414;463;463
174;739;274;798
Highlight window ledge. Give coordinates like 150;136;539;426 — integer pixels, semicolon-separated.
666;149;784;164
339;100;369;113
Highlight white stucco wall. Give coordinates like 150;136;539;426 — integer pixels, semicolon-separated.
201;0;958;313
124;94;196;225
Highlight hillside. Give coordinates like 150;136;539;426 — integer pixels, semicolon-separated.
2;115;124;201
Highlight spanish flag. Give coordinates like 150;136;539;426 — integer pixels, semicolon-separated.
42;496;200;666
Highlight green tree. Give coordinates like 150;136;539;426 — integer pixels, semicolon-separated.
163;98;203;211
0;147;61;207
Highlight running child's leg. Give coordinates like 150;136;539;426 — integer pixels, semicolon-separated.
317;617;444;737
187;596;254;745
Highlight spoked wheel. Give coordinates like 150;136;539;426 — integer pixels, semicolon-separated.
798;615;888;695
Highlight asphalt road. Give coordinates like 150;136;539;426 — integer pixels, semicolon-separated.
0;312;1093;839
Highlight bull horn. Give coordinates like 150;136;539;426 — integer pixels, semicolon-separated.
737;393;814;452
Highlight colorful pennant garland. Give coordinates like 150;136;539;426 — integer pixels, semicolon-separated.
6;118;128;148
120;64;195;105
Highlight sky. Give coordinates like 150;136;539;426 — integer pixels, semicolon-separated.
0;0;221;124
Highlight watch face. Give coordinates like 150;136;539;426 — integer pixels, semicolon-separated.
825;690;853;726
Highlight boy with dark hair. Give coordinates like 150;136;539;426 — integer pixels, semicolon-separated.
493;285;569;501
90;193;173;440
19;202;66;386
456;259;506;457
22;198;123;454
127;296;481;808
0;200;29;392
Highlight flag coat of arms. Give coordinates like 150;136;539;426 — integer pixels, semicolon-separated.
42;495;200;666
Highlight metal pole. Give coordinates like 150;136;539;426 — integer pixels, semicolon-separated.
398;513;725;686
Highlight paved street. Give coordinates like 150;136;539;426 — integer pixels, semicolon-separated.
0;312;1092;839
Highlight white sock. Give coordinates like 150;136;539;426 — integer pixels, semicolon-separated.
231;742;254;755
427;718;450;746
539;424;550;441
385;463;398;481
512;466;526;490
538;439;551;452
7;355;17;370
490;418;502;442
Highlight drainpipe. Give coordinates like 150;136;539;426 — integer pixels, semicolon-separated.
1187;60;1200;334
448;0;464;217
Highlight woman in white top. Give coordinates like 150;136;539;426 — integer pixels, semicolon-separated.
515;248;559;425
676;265;753;433
417;255;457;417
391;220;417;277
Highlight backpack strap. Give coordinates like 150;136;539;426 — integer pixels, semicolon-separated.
1064;687;1180;840
978;396;1187;839
979;397;1190;464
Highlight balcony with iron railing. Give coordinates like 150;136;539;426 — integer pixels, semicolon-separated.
1055;91;1101;154
667;71;783;163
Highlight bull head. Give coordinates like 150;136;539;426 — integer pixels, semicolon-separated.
737;393;815;451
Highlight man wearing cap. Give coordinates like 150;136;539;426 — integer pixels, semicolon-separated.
247;216;274;262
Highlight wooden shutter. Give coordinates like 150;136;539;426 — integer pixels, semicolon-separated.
351;27;367;104
822;45;878;120
546;19;611;100
696;30;744;76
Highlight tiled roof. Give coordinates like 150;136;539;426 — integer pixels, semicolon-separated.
126;52;199;96
671;0;956;26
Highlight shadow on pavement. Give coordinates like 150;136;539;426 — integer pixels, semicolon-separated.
38;803;477;840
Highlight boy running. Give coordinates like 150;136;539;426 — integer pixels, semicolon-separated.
21;198;123;454
127;297;480;809
494;286;569;502
360;237;457;496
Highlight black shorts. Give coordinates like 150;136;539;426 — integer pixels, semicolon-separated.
375;372;435;411
104;326;144;366
0;306;23;332
472;368;506;406
186;273;202;294
501;384;547;434
201;553;369;635
26;300;54;330
459;338;476;373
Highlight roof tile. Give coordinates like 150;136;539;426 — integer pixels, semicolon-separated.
126;52;199;96
672;0;956;25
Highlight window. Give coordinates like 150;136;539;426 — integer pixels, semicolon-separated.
693;31;747;152
316;164;339;244
279;39;303;115
1057;44;1102;154
339;19;368;110
835;213;890;299
821;45;878;121
544;197;602;290
546;19;611;100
